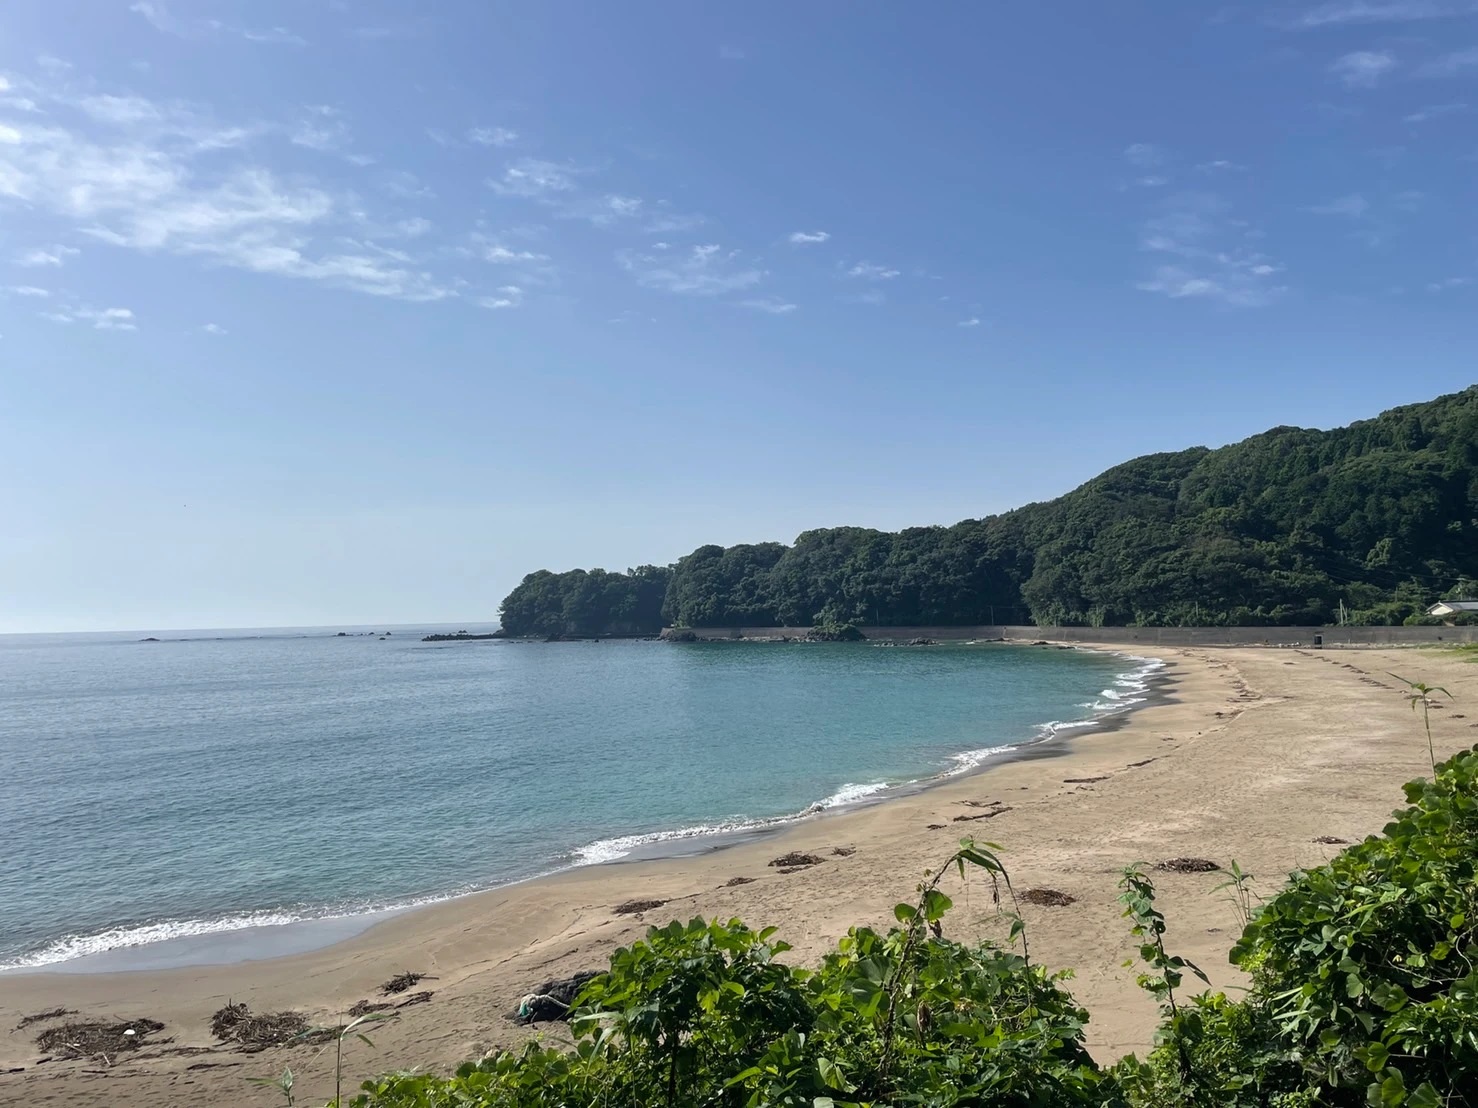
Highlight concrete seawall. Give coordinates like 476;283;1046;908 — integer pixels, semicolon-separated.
665;624;1478;647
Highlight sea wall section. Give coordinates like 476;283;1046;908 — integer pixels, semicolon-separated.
662;624;1478;647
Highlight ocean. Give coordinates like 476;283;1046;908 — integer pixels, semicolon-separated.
0;627;1156;972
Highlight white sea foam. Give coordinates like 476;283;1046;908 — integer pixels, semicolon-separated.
0;909;310;971
572;782;893;865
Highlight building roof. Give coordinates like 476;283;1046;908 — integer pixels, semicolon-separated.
1427;600;1478;613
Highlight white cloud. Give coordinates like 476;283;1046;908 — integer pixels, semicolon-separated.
741;297;797;314
1419;46;1478;76
0;76;9;92
0;89;456;303
478;284;524;309
618;243;763;296
1136;193;1287;307
483;244;549;263
1281;1;1471;28
7;285;50;297
47;305;137;330
1403;102;1468;122
1136;175;1169;187
467;126;518;147
1123;142;1166;168
202;321;226;334
788;230;830;244
845;261;900;280
487;158;577;198
0;124;22;145
1426;275;1472;291
35;56;72;75
16;244;79;267
1196;159;1247;172
1330;50;1397;87
957;317;982;327
1307;193;1369;216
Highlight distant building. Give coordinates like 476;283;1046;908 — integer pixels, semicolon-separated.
1426;600;1478;618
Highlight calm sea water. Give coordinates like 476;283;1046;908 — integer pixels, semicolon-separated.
0;627;1153;970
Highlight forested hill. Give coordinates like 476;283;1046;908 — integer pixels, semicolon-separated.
498;387;1478;636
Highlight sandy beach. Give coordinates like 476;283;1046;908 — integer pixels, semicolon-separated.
3;642;1476;1107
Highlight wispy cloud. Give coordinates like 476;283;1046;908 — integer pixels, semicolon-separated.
618;243;763;296
645;208;706;234
1123;142;1166;168
15;244;80;267
1135;192;1287;307
1403;102;1469;121
6;285;51;297
290;106;351;152
1196;159;1248;172
957;317;982;327
478;284;524;309
1330;49;1397;86
46;305;137;330
741;297;797;314
1426;275;1472;291
1279;1;1474;29
202;321;226;334
130;2;305;45
487;158;578;199
844;261;900;280
481;243;550;264
1135;175;1169;187
467;126;518;147
1307;192;1370;216
788;230;830;244
0;79;455;303
1418;46;1478;76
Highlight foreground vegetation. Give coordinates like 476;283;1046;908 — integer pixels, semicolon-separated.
332;742;1478;1107
499;387;1478;635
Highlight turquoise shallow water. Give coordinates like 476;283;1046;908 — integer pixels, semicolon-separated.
0;627;1152;970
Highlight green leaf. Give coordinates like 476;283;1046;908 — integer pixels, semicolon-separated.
922;888;953;923
1407;1082;1440;1108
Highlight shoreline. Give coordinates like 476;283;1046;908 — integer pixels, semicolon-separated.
6;643;1475;1108
1;643;1163;976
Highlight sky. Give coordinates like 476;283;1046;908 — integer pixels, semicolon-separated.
2;1;1477;632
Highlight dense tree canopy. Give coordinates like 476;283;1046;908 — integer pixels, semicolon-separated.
499;388;1478;632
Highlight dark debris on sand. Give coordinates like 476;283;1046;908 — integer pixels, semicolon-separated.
1021;888;1077;907
724;876;756;887
1312;835;1351;845
613;898;668;915
831;846;856;857
381;971;435;996
15;1008;75;1032
397;991;434;1008
769;852;825;868
36;1018;165;1059
1155;857;1222;873
210;1002;320;1051
348;1000;395;1018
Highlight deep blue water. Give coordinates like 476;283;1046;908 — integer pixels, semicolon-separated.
0;626;1152;969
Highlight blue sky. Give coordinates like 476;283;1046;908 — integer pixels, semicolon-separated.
2;1;1476;632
